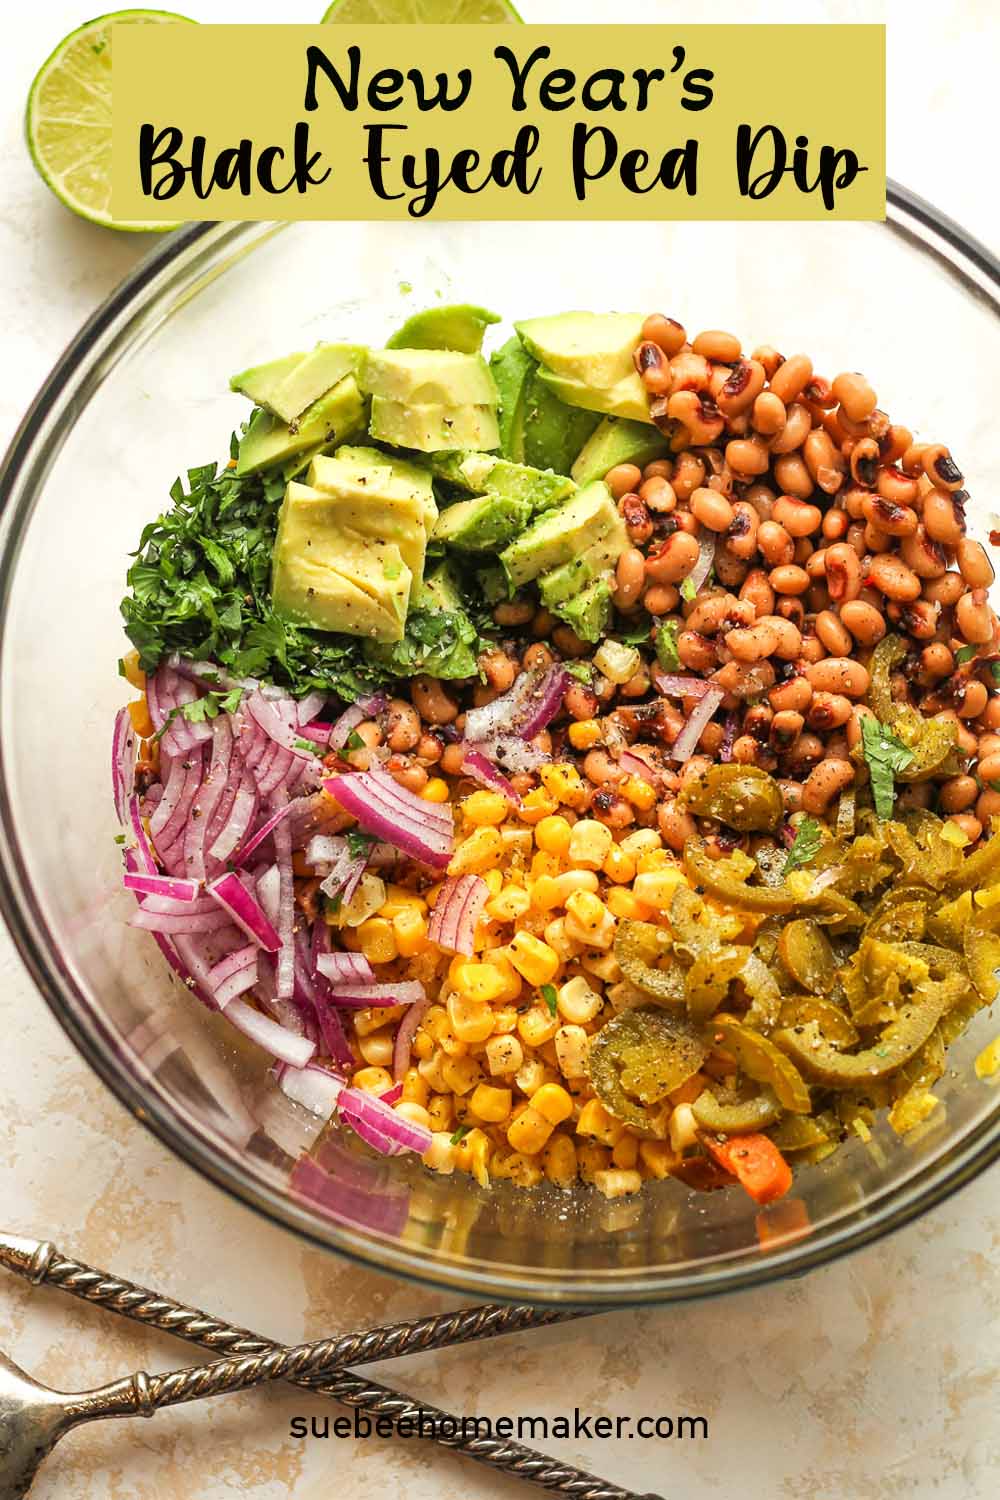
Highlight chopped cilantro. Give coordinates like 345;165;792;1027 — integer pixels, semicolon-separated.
679;575;697;603
345;828;376;860
991;663;1000;685
450;1124;471;1145
655;619;681;671
294;737;319;753
860;716;915;819
346;729;366;752
113;833;125;845
117;657;127;678
954;644;978;665
565;661;592;684
540;982;558;1017
783;817;823;875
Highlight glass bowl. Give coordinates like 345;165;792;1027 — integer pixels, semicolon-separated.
2;186;999;1305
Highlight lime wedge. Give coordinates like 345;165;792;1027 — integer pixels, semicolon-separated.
322;0;521;21
25;9;195;233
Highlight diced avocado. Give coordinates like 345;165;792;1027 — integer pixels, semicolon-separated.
386;304;500;354
537;368;652;425
514;312;643;389
477;560;510;605
282;442;330;483
500;481;625;589
316;446;438;535
428;452;575;512
433;493;531;552
236;376;366;476
369;397;500;454
271;481;412;642
490;336;534;461
537;529;625;608
521;366;600;475
420;558;465;614
363;349;497;406
553;578;613;644
571;417;670;486
231;344;365;424
297;464;427;605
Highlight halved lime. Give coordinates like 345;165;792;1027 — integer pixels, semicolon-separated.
322;0;521;21
25;10;195;233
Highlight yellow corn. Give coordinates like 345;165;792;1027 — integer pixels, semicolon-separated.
530;849;562;881
470;1082;513;1123
441;1054;484;1096
508;931;560;986
485;1034;523;1076
352;1065;394;1094
554;1023;589;1078
446;990;496;1044
462;789;508;826
412;1031;434;1062
451;960;508;1007
567;719;602;751
352;1003;402;1037
636;848;672;875
529;875;562;913
448;826;505;876
514;1057;546;1096
577;1140;612;1183
581;950;620;982
638;1140;677;1179
593;1168;642;1199
392;908;428;957
612;1132;640;1170
543;1132;578;1187
480;954;522;1005
421;778;450;803
492;1150;544;1188
486;885;531;923
490;1004;519;1036
602;846;636;884
531;1082;573;1125
620;775;657;812
394;1101;431;1131
128;698;154;739
454;1126;491;1187
669;1103;699;1152
539;762;589;810
557;975;603;1025
568;818;613;870
121;649;146;690
417;1049;451;1093
621;828;663;857
607;887;650;921
401;1068;430;1107
577;1098;625;1146
517;787;559;824
543;916;579;962
517;1006;560;1048
535;815;573;856
423;1132;457;1173
426;1094;454;1131
564;890;615;950
356;917;398;965
483;868;504;896
379;884;428;918
358;1031;394;1067
553;870;600;903
507;1105;554;1155
632;866;686;910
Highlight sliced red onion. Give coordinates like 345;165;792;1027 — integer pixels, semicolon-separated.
687;527;716;594
298;720;333;747
207;870;282;951
323;769;453;869
310;922;359;1070
305;834;346;869
471;734;547;775
254;743;296;797
130;906;232;935
112;707;137;825
380;1082;403;1105
313;950;375;985
669;685;725;763
209;945;259;1008
393;994;431;1081
517;665;569;740
225;998;316;1068
139;891;218;915
209;766;258;862
296;690;328;727
618;749;658;786
272;789;297;1000
232;798;298;868
123;871;199;902
459;747;521;805
720;712;739;764
328;692;388;752
255;863;281;929
276;1061;344;1116
246;689;313;760
167;654;248;695
319;847;370;903
184;715;233;882
337;1086;431;1156
127;794;158;875
427;874;489;957
325;979;427;1009
651;670;717;699
150;747;204;851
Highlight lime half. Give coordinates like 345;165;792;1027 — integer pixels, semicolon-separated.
322;0;521;21
26;9;194;233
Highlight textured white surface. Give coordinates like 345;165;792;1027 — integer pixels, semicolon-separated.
1;2;998;1497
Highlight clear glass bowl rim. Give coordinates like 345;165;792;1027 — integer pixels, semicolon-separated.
1;183;999;1306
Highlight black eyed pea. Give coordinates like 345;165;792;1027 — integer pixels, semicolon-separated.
801;758;855;815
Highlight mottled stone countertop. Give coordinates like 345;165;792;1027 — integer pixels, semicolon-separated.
1;2;998;1496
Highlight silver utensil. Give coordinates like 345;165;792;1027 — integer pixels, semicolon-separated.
1;1233;656;1500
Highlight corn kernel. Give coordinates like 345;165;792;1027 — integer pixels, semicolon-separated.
392;908;428;957
358;1031;395;1067
539;762;589;810
557;975;603;1025
535;815;573;856
669;1103;699;1152
517;1006;560;1048
568;818;614;870
543;1132;578;1187
577;1140;612;1183
621;828;663;857
636;848;672;875
417;1049;451;1093
455;1125;492;1187
448;826;505;876
451;960;508;1007
581;951;621;983
483;868;504;896
482;954;523;1005
352;1003;402;1037
352;1065;394;1094
564;890;616;950
423;1131;457;1173
441;1054;484;1096
421;777;450;803
500;826;534;858
518;787;559;824
638;1140;678;1179
334;874;387;928
612;1132;640;1170
485;1034;524;1076
491;1003;519;1035
379;884;428;918
355;917;398;965
492;1150;544;1188
607;887;650;920
395;1101;431;1130
554;1023;589;1078
633;867;686;911
128;698;155;739
543;916;580;962
426;1094;454;1131
401;1067;430;1107
567;718;602;751
514;1057;546;1096
486;885;531;923
531;1082;573;1125
530;849;563;881
470;1082;513;1123
412;1031;434;1062
577;1098;625;1146
529;875;562;913
508;931;560;986
447;990;496;1043
602;845;636;884
463;789;508;826
507;1105;555;1155
553;870;600;903
593;1168;642;1199
620;774;657;812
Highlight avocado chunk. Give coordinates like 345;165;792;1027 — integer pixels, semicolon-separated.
420;558;466;613
490;336;534;462
500;481;626;589
370;396;500;454
271;481;412;642
236;376;366;476
428;452;575;512
230;344;365;424
364;349;497;406
571;417;670;486
316;446;438;535
386;303;500;355
537;368;652;425
522;366;601;474
553;578;613;644
433;493;531;552
537;528;626;608
300;459;428;606
515;312;643;389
